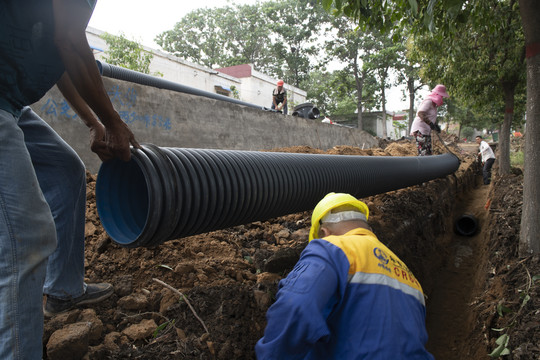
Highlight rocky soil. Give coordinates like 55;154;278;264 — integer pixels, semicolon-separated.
42;134;539;359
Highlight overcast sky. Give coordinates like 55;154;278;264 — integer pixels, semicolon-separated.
88;0;258;48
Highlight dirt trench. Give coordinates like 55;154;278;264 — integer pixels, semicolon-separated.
425;175;490;359
44;139;519;359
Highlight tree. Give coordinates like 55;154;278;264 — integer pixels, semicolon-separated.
220;4;273;70
400;39;425;133
519;0;540;255
101;32;153;74
320;0;539;255
363;30;405;138
155;7;233;68
324;16;379;130
411;0;525;177
261;0;329;86
155;1;326;83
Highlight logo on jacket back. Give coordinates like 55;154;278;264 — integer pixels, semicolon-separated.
373;247;391;272
373;247;421;288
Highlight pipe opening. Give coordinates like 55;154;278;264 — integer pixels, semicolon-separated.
454;214;479;237
96;158;149;246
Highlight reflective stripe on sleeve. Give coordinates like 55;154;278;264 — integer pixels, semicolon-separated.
348;271;426;306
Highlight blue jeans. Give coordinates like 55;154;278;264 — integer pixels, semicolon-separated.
0;107;86;359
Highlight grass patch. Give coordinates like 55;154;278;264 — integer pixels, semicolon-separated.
510;151;524;167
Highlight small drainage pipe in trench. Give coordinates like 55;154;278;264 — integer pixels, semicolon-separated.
454;214;479;236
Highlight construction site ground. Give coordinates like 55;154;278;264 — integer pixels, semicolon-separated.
43;134;539;360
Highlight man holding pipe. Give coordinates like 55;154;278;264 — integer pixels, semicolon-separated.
0;0;139;358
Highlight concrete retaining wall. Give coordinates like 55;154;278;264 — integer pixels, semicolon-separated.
32;77;377;173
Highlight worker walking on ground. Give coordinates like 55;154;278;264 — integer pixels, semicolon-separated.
410;84;450;156
256;192;434;359
476;135;496;185
0;0;139;358
271;80;288;115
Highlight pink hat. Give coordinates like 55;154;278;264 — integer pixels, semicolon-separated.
277;80;284;86
431;84;449;98
428;93;444;107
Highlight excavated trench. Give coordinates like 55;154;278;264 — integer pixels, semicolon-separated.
367;156;491;358
425;176;490;359
44;141;507;359
94;145;491;357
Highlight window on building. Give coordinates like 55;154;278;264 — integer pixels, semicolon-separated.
214;85;231;96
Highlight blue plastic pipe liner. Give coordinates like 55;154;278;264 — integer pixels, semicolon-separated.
96;60;269;111
96;145;460;248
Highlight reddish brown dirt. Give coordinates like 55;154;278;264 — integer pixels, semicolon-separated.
42;134;540;359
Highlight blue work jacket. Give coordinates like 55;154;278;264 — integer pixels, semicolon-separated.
255;228;434;360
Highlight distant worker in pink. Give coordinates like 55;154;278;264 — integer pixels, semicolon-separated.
271;79;288;115
410;84;450;156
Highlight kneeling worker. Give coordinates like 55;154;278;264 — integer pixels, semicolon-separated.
256;192;434;359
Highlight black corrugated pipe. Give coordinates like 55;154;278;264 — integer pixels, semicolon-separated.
292;103;320;119
96;60;268;111
96;145;460;248
454;214;479;236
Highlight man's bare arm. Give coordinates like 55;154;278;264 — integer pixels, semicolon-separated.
51;0;139;161
56;73;113;161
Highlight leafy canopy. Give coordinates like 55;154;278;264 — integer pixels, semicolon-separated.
101;32;153;74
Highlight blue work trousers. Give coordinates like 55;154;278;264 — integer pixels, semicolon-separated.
0;107;86;359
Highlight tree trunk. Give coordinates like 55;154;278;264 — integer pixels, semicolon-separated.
408;76;415;134
519;0;540;255
354;56;364;130
381;85;387;138
498;81;515;175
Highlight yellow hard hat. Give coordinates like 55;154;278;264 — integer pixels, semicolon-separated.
309;192;369;242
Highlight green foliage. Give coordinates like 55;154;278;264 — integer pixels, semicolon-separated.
461;126;474;140
101;32;153;74
260;0;330;86
303;70;356;116
153;319;175;339
318;0;472;36
410;0;526;130
489;333;511;358
318;0;526;135
156;7;234;69
510;151;524;167
488;267;538;358
230;85;240;100
322;15;405;128
156;0;328;85
496;303;512;318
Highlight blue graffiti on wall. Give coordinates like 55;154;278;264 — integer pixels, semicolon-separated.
119;111;172;130
41;99;79;119
41;85;171;130
108;85;138;109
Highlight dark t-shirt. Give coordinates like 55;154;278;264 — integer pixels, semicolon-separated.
0;0;96;116
272;88;287;104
